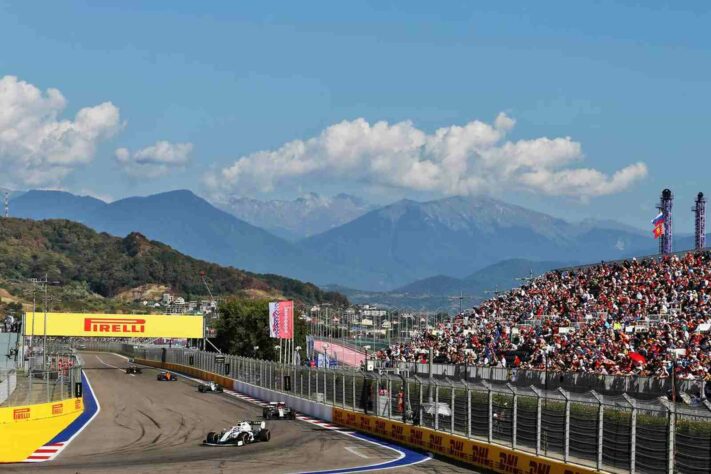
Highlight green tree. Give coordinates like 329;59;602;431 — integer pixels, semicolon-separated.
214;298;277;360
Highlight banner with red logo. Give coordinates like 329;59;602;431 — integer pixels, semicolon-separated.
269;301;293;339
23;313;203;338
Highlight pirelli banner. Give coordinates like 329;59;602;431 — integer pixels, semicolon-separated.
332;408;598;474
23;313;204;338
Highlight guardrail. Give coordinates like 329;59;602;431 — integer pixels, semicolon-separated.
84;343;711;474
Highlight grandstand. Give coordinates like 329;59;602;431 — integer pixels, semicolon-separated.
377;251;711;392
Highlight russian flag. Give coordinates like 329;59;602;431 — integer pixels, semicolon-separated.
651;212;665;226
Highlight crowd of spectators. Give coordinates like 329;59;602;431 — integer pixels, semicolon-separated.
378;252;711;380
1;315;20;333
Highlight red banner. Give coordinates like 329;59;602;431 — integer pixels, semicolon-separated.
269;301;294;339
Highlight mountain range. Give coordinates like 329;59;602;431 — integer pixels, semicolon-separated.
323;258;573;311
221;192;373;241
8;189;683;299
0;217;346;312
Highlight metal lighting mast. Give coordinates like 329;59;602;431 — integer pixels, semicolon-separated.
658;189;673;255
694;192;706;250
199;272;222;353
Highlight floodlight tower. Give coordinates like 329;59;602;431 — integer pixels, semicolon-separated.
694;192;706;250
658;189;673;255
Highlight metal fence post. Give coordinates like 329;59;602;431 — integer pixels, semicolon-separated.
450;383;455;434
487;384;493;444
623;394;636;474
466;383;472;438
333;372;337;407
388;377;394;419
342;373;346;408
419;379;424;427
508;383;517;450
591;391;604;471
315;368;319;400
559;388;570;463
667;401;675;474
531;386;542;456
434;383;440;431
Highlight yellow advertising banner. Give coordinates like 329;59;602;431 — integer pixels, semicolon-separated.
23;312;203;338
333;408;598;474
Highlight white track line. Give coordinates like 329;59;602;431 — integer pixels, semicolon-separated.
345;446;370;459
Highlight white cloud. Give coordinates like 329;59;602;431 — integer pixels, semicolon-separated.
205;113;647;200
115;141;193;178
0;75;122;187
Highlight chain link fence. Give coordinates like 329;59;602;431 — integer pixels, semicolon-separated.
84;343;711;474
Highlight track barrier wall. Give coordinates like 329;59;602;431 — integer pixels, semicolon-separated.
89;344;711;474
333;407;594;474
0;396;83;462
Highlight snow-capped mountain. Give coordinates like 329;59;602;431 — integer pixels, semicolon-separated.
221;193;374;240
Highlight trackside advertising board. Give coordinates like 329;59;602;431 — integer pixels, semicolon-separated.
333;408;598;474
23;313;203;338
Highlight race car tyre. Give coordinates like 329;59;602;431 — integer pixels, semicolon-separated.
198;386;205;393
237;432;250;445
216;386;223;392
289;412;296;420
206;432;218;444
259;429;271;442
263;410;270;419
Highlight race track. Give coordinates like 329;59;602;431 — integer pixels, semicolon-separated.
5;353;473;473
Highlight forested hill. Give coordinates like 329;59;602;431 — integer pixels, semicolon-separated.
0;218;347;307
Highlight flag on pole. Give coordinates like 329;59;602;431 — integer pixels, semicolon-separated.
651;212;665;226
653;223;664;239
269;301;294;339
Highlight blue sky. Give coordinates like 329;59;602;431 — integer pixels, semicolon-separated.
1;1;710;231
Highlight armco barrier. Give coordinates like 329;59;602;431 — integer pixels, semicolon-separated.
0;396;83;462
333;407;597;474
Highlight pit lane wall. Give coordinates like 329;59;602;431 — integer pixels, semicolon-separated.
333;408;596;474
0;397;83;462
134;359;332;422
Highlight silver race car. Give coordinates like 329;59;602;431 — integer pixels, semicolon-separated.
203;421;271;446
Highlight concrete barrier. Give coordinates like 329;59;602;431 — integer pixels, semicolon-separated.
333;407;599;474
0;397;83;462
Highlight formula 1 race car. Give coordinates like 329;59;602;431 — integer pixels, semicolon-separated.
203;421;271;446
262;402;296;420
156;370;178;381
198;381;223;393
125;366;142;374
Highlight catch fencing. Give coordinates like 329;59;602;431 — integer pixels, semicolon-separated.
87;343;711;474
0;355;81;407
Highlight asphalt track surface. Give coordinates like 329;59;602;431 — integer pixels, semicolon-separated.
4;352;474;474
